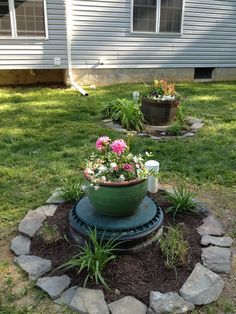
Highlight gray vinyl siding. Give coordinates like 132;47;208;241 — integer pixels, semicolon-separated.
0;0;67;69
71;0;236;69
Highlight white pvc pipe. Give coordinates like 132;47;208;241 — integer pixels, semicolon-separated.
66;0;88;96
145;160;160;194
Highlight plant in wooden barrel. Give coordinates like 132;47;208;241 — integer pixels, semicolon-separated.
141;80;180;125
84;135;151;217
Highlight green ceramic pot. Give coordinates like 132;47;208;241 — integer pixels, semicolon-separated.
84;170;148;217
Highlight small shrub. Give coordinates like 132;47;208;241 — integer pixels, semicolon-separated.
159;225;189;268
165;185;197;218
58;229;119;289
166;121;183;136
104;98;144;131
40;222;62;244
61;177;86;201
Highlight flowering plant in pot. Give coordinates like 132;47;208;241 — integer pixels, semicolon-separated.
84;135;151;217
141;80;180;126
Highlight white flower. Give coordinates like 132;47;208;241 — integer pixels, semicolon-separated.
99;165;107;172
110;162;117;170
101;176;106;182
86;168;94;175
161;95;175;101
118;175;125;182
94;185;100;191
136;164;140;169
133;156;139;163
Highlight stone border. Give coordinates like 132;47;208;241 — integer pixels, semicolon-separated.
11;187;233;314
103;117;204;140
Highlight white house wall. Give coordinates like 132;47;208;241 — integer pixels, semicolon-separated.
0;0;67;70
71;0;236;69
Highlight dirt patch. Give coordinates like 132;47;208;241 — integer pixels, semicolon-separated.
31;192;203;305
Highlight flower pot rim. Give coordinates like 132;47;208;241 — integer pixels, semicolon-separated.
84;169;146;187
142;97;179;104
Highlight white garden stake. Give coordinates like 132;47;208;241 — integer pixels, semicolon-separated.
145;160;160;193
133;91;140;102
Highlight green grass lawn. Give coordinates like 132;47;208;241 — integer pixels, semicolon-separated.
0;82;235;313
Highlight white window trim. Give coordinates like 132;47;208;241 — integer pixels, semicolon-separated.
130;0;185;36
0;0;48;40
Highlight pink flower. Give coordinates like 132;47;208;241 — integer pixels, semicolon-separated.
96;136;111;151
123;163;133;172
110;139;127;156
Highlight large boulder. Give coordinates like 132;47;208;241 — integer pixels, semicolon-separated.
179;263;224;305
201;246;232;274
109;296;147;314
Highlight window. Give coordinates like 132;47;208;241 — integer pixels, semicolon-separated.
0;1;11;36
194;68;214;80
0;0;47;38
132;0;183;33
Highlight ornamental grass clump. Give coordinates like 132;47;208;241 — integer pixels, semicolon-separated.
104;98;144;131
165;184;198;218
85;135;152;187
58;228;119;289
159;225;189;269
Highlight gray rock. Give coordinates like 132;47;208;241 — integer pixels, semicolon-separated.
148;125;169;131
201;246;232;274
54;286;78;306
187;117;202;125
179;263;225;305
201;235;233;247
35;204;58;217
46;189;65;204
192;199;210;216
147;291;195;314
19;210;46;237
137;132;150;137
11;235;31;255
36;275;71;299
191;122;204;130
102;119;112;123
151;136;161;140
183;132;195;137
14;255;52;280
70;288;109;314
197;215;225;236
109;296;147;314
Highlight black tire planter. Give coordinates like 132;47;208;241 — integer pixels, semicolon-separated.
141;98;179;125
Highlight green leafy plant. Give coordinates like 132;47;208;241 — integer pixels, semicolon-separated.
104;98;144;131
159;225;189;268
58;229;119;289
165;185;198;218
166;121;183;136
61;176;86;201
39;222;62;244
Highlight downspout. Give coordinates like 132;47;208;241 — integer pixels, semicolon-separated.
66;0;88;96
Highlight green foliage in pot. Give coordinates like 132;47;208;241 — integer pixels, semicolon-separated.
143;80;178;101
104;98;144;131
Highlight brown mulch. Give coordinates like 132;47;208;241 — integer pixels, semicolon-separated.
30;191;204;305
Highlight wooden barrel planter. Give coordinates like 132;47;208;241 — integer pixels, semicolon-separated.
141;98;179;125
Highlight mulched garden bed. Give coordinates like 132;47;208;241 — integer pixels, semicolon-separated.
30;191;204;305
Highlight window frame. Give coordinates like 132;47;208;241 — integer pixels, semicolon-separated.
0;0;48;40
131;0;185;36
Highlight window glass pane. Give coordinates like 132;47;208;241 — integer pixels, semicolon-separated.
14;0;45;37
0;1;11;36
133;0;156;32
160;0;183;33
